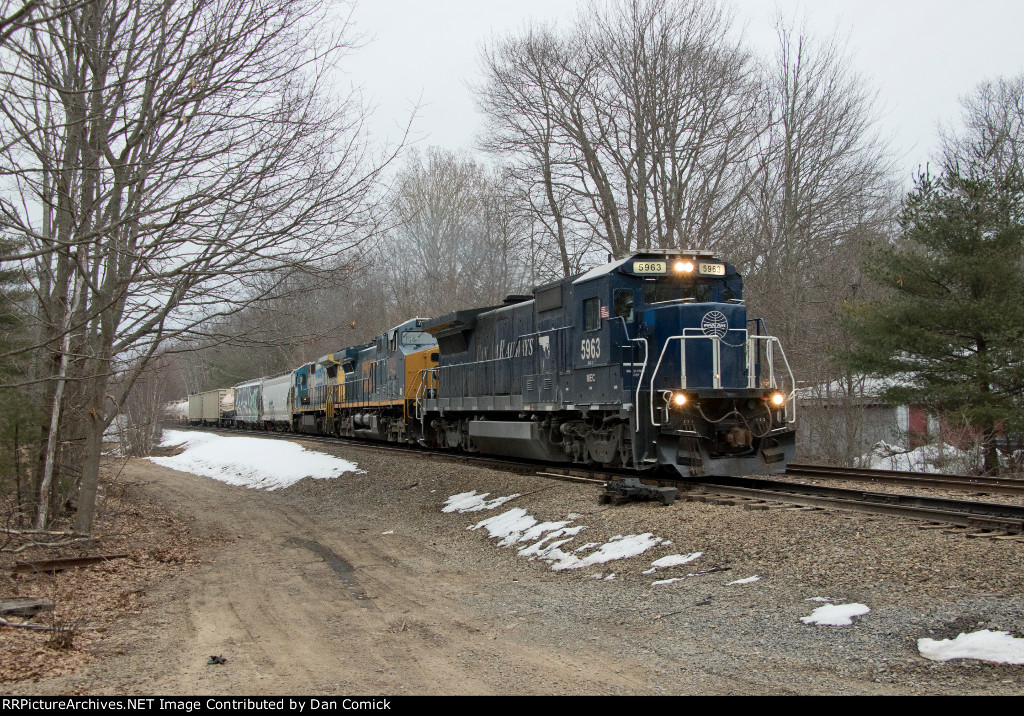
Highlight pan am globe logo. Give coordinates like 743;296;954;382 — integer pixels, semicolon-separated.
701;310;729;338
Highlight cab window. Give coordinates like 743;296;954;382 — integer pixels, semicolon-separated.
402;330;434;347
583;297;600;331
642;280;712;304
613;289;634;322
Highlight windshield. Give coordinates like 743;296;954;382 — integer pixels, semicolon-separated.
642;280;711;304
401;330;436;347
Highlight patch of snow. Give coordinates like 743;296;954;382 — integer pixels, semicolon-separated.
442;490;520;513
649;552;702;570
727;576;760;585
465;507;663;572
801;603;870;626
149;430;359;490
514;521;576;547
918;630;1024;664
862;441;979;474
469;508;536;541
572;256;632;285
603;573;616;581
517;529;585;558
380;530;394;535
806;597;837;602
539;533;664;571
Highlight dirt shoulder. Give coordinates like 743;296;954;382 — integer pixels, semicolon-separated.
4;437;1024;695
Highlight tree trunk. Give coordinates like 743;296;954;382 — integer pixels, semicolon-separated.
76;369;111;534
981;423;1000;476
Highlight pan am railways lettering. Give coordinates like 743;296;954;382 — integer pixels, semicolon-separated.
476;336;535;361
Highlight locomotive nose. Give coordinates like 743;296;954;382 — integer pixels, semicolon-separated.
642;302;747;393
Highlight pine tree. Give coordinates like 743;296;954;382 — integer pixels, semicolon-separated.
0;236;33;519
841;168;1024;474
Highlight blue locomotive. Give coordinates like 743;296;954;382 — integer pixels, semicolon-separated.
417;250;796;478
191;250;795;484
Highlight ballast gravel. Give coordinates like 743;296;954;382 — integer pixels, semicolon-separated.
273;439;1024;695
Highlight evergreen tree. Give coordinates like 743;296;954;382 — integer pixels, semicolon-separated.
0;236;33;519
840;168;1024;474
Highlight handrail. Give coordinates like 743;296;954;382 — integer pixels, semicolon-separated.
647;337;680;427
632;337;648;433
649;333;733;425
414;367;438;422
748;335;797;424
645;329;796;427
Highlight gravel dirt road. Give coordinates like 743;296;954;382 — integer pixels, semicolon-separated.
5;434;1024;695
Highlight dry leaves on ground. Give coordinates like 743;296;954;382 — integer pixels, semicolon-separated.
0;461;199;686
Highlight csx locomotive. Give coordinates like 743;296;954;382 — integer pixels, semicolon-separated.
186;250;796;479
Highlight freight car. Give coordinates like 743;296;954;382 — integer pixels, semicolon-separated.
185;250;795;482
188;388;233;427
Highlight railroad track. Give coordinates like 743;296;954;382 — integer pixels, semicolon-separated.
785;462;1024;497
678;474;1024;537
165;425;1024;536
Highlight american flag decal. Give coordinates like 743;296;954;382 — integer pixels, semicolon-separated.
600;305;609;319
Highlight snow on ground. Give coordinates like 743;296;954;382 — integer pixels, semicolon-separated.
863;441;976;474
454;499;666;572
800;603;871;626
642;552;703;574
727;576;760;585
150;429;359;490
442;490;521;513
918;630;1024;664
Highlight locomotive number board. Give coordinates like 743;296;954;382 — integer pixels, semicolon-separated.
698;262;725;276
632;261;667;274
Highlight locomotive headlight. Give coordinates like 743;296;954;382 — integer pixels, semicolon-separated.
770;392;785;406
674;260;695;273
672;392;687;407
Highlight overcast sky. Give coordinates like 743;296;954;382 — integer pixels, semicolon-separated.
343;0;1024;181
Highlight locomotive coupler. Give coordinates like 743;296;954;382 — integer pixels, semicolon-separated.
600;477;677;506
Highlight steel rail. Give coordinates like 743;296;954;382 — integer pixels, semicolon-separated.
687;475;1024;533
785;462;1024;497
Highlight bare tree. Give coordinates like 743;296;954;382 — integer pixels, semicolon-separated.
941;73;1024;186
742;17;896;381
0;1;90;44
378;148;531;320
736;18;898;464
477;0;761;267
0;0;393;531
